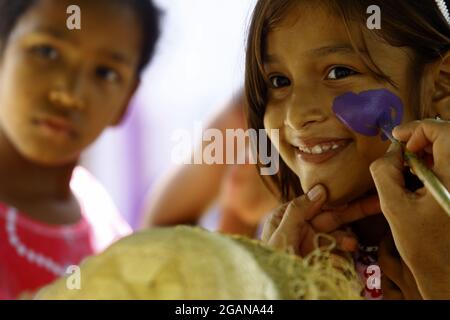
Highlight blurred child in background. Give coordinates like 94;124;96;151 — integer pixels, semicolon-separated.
0;0;159;299
143;92;280;238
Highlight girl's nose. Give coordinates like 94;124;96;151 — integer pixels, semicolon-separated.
283;92;327;130
48;89;86;111
49;67;88;111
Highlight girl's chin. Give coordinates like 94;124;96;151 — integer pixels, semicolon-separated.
19;147;80;167
301;180;345;201
302;179;374;207
322;194;353;208
326;187;377;209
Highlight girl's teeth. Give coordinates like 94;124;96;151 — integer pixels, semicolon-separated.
298;142;343;154
311;145;323;154
299;146;312;153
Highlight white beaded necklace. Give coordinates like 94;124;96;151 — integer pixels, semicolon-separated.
6;207;67;276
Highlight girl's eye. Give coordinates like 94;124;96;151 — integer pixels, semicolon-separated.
269;75;291;88
32;45;59;60
326;66;358;80
96;66;120;83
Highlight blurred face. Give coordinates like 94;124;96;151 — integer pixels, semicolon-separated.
263;4;416;205
0;0;141;165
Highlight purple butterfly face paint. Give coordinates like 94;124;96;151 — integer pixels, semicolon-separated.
332;89;403;140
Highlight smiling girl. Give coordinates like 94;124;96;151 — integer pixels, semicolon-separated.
245;0;450;299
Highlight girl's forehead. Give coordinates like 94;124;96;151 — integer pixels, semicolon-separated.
263;3;415;87
274;2;336;28
10;0;142;66
264;2;415;63
22;0;138;30
265;8;350;58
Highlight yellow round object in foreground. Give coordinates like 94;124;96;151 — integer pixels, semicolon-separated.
36;226;363;300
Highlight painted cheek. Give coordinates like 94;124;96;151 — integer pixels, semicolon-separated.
332;89;403;140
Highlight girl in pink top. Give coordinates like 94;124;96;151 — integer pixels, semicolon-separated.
0;0;160;299
0;167;131;299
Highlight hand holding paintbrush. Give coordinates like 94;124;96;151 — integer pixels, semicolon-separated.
380;123;450;217
369;119;450;299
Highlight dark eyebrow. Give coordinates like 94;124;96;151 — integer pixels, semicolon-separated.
30;27;83;48
34;27;71;41
99;50;133;67
264;54;279;64
308;44;357;57
30;27;133;67
264;43;363;64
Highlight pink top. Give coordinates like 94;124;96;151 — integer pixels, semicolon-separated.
0;167;132;299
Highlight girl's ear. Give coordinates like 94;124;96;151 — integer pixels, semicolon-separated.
429;51;450;120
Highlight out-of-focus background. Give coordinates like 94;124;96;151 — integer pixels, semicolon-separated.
81;0;257;229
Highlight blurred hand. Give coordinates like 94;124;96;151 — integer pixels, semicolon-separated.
261;184;381;257
378;234;422;300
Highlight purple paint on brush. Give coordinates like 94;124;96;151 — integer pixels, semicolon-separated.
332;89;403;140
